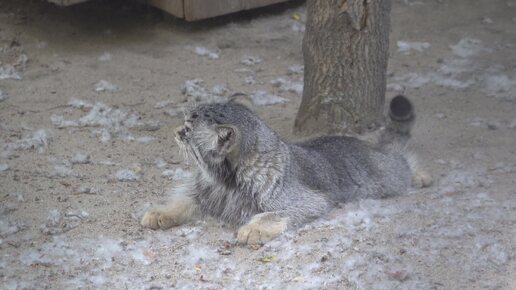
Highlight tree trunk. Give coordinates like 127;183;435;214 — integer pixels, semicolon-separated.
294;0;391;136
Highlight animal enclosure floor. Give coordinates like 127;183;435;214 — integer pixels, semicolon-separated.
0;0;515;289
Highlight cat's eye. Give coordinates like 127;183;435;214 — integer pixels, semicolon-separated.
191;113;198;119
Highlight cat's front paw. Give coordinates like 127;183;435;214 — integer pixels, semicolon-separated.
237;212;288;245
141;209;178;230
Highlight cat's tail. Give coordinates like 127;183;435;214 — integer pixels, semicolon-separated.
379;95;433;188
379;95;415;147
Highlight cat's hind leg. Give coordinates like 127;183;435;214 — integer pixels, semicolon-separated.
405;152;433;188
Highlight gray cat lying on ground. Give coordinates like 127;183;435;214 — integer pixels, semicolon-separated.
141;95;431;245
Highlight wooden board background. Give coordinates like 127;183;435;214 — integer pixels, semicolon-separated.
47;0;290;21
47;0;90;6
147;0;184;18
149;0;290;21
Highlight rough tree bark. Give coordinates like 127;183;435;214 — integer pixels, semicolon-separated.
294;0;392;136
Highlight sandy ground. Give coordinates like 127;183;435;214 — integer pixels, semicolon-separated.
1;0;515;289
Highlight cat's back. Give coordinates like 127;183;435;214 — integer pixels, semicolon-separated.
297;135;373;168
287;136;370;197
292;135;411;201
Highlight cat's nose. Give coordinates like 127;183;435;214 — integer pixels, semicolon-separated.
175;126;190;139
178;128;186;138
175;126;185;139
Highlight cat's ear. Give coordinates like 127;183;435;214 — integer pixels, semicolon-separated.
215;125;239;153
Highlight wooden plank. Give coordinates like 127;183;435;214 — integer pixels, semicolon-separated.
47;0;90;6
184;0;240;21
243;0;290;10
184;0;290;21
147;0;184;19
47;0;290;21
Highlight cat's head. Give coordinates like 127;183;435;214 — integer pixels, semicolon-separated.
175;102;265;172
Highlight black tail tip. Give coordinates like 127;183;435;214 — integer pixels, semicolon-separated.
389;95;414;121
